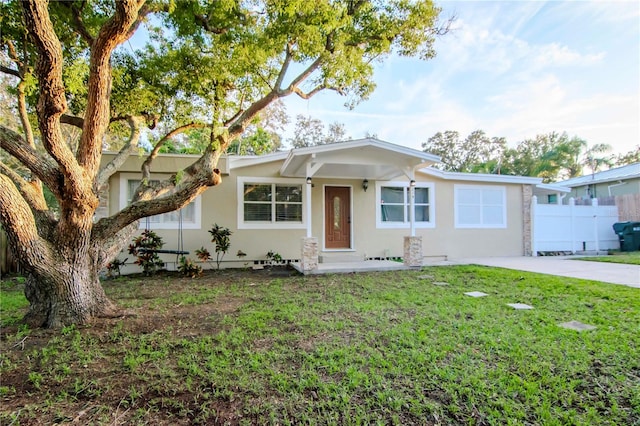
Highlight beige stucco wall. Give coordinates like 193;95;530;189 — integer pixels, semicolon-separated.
106;153;529;269
340;175;525;260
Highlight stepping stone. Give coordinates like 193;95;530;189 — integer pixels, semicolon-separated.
433;281;449;286
464;291;488;298
559;320;597;332
418;274;434;280
507;303;534;310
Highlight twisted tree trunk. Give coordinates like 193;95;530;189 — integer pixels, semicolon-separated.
23;261;119;328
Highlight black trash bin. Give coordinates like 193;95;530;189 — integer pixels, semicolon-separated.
612;222;640;252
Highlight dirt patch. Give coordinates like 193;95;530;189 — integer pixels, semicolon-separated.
0;268;305;425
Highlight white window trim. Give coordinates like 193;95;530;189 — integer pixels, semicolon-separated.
375;181;435;229
119;173;202;230
454;184;507;229
237;176;307;229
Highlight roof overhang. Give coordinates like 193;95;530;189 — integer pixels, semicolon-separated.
534;183;571;195
279;138;440;180
420;167;544;185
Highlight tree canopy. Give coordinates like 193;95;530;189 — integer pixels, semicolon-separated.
288;114;350;148
423;130;616;183
0;0;450;327
421;130;506;173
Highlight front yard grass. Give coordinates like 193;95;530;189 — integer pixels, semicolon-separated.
1;266;639;425
577;251;640;265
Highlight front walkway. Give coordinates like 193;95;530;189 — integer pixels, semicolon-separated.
450;256;640;288
292;256;639;288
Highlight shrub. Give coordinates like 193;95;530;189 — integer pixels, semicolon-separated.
178;256;202;278
128;230;164;275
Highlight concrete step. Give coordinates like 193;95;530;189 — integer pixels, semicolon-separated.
319;254;363;263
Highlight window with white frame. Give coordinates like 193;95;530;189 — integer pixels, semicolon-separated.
121;177;201;229
454;185;506;228
375;181;434;228
237;177;306;229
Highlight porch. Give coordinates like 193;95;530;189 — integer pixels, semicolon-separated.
279;138;440;274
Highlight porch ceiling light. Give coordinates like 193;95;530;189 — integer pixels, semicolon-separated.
362;179;369;192
306;177;312;184
410;179;416;187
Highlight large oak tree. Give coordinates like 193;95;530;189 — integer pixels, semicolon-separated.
0;0;448;328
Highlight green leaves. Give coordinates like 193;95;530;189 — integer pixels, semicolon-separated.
3;0;446;157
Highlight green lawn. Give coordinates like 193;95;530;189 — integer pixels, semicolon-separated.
1;266;639;425
577;251;640;265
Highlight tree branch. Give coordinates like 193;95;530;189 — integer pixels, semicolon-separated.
17;80;36;148
21;1;83;185
293;84;329;100
0;174;55;277
0;65;21;78
0;125;62;198
141;122;207;182
93;150;222;242
76;0;142;177
97;115;144;187
59;1;95;45
0;162;48;214
94;221;139;269
274;43;293;91
61;112;159;130
225;53;324;136
195;14;229;34
60;114;85;129
281;56;323;96
125;2;163;44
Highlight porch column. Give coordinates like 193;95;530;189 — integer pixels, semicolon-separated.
403;236;422;267
300;237;318;273
306;177;312;238
409;179;416;237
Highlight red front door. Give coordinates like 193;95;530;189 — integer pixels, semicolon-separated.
325;186;351;249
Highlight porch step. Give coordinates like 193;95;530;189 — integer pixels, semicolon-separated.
319;254;363;263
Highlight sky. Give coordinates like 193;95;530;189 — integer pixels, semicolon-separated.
281;0;640;155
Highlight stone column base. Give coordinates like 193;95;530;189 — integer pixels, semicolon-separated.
301;237;318;272
403;236;423;268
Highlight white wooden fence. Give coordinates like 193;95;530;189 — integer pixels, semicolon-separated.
531;196;620;254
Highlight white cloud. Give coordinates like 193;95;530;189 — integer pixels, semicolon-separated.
282;1;638;154
529;43;605;68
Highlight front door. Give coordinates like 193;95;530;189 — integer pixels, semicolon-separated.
325;186;351;249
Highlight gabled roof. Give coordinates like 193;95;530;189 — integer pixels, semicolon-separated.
278;138;441;180
558;162;640;187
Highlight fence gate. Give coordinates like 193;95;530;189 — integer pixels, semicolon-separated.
531;197;619;255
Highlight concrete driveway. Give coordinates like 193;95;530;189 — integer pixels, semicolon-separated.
450;256;640;288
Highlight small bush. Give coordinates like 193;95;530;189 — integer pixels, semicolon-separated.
178;256;202;278
128;230;164;275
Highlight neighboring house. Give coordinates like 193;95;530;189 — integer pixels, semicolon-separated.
557;162;640;202
100;138;552;272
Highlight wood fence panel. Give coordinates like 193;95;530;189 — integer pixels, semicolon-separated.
616;194;640;221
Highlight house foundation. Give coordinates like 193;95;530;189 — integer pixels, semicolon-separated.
403;236;423;267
